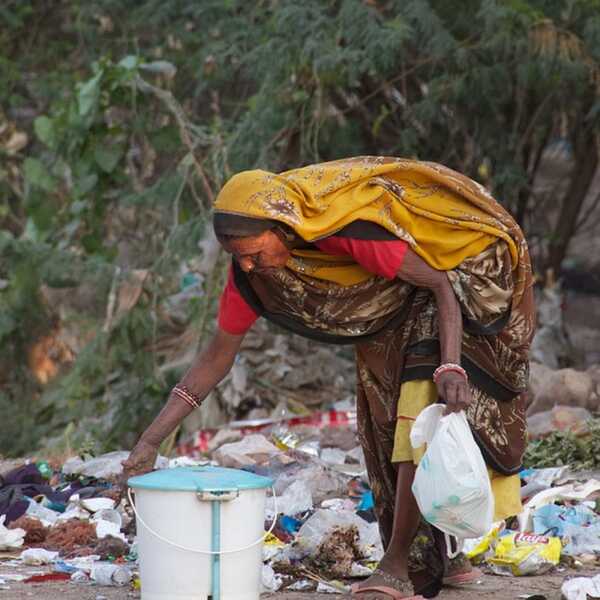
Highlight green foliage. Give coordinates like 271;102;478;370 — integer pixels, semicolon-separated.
1;0;600;456
524;420;600;470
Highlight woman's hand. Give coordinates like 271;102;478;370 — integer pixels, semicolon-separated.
435;370;471;414
120;439;158;492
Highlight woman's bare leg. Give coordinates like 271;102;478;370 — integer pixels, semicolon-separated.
354;461;422;598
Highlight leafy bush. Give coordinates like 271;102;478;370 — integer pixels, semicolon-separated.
1;0;600;455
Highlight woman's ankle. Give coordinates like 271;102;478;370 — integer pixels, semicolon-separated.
377;552;409;579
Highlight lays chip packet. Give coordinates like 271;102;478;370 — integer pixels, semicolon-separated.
488;532;562;576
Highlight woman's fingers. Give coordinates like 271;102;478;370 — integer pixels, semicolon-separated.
437;372;471;414
444;380;458;414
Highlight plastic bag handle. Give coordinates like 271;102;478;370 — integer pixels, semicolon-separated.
444;532;464;559
127;487;277;555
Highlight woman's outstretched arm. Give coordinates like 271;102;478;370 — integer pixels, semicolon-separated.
122;328;245;479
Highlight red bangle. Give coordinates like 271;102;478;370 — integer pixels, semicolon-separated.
172;384;201;409
433;363;468;384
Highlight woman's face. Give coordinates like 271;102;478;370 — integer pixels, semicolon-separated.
221;230;290;274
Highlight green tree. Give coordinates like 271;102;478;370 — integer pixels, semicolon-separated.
1;0;599;455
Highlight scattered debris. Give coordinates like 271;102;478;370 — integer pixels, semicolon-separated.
1;353;600;597
562;574;600;600
45;519;98;554
0;515;25;550
95;535;130;560
9;516;48;544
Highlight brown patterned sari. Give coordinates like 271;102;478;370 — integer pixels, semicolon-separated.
215;158;535;584
234;237;534;545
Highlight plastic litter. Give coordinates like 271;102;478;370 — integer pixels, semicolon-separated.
410;404;494;549
54;560;78;573
532;503;597;537
80;498;115;513
357;490;374;512
261;563;283;592
25;499;60;526
295;508;383;561
0;515;25;550
320;448;347;465
280;515;303;534
214;434;281;468
321;498;356;511
288;579;313;591
167;456;209;468
273;461;348;506
62;451;166;479
36;461;53;479
92;508;122;527
463;521;505;564
488;532;561;576
95;518;127;541
71;570;89;583
346;446;365;466
262;533;286;561
20;548;59;565
561;574;600;600
519;467;567;499
518;479;600;532
91;563;132;586
561;517;600;556
265;479;312;518
62;451;131;479
317;581;347;594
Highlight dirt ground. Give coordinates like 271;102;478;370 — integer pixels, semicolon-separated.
1;561;596;600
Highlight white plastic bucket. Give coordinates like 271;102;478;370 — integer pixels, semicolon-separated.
129;467;273;600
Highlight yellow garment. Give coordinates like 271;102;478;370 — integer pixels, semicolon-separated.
213;157;520;286
392;380;522;522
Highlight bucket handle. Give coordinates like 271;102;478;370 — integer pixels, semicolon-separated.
127;487;278;555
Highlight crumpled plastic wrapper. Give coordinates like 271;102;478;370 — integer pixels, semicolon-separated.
0;515;25;551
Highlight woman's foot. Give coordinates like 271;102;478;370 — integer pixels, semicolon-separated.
442;553;482;586
352;566;424;600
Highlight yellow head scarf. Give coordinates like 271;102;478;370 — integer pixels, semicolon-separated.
214;156;522;285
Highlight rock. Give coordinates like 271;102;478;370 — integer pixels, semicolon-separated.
527;405;593;438
586;365;600;397
527;368;595;416
527;362;554;409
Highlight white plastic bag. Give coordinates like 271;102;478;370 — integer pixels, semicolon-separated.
410;404;494;555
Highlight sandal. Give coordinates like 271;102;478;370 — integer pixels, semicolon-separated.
442;553;482;585
442;568;483;585
351;568;425;599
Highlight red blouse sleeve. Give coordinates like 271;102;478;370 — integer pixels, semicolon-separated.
217;265;259;335
314;237;408;279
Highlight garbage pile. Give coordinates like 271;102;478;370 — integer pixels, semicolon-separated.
209;429;380;593
461;466;600;598
203;428;600;593
0;452;203;593
2;403;600;596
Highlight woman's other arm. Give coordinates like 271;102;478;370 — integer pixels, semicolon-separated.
396;248;468;413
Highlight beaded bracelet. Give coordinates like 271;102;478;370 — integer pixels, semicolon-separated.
433;363;468;384
171;383;201;409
